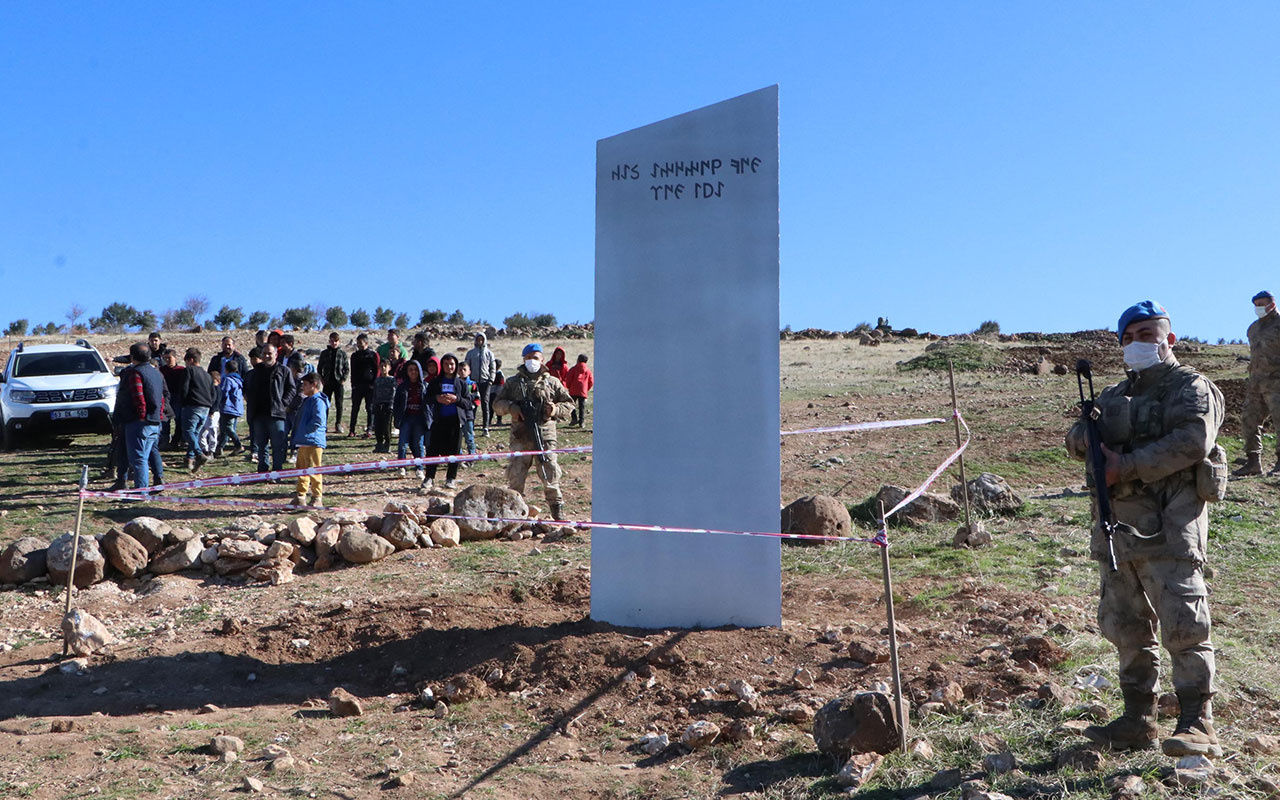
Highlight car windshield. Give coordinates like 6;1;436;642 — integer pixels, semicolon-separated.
11;351;108;378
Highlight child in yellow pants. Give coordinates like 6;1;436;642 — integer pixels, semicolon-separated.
290;373;329;507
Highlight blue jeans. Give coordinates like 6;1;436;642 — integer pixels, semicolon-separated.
397;414;427;460
181;406;209;459
462;419;476;454
252;417;288;472
125;421;160;489
217;414;241;452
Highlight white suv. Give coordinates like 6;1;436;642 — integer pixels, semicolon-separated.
0;340;118;448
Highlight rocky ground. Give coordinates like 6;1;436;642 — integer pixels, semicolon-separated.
0;332;1278;799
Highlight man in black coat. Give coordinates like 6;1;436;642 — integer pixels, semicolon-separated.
317;331;350;434
248;344;298;473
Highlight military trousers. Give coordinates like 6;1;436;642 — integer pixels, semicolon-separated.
506;449;562;505
1242;381;1280;458
1097;556;1214;696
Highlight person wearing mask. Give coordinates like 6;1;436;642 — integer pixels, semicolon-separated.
493;344;575;520
423;354;470;490
349;332;380;437
1067;301;1226;758
248;343;298;473
1236;290;1280;476
180;348;216;471
393;359;432;482
465;332;496;434
114;343;166;489
317;331;350;434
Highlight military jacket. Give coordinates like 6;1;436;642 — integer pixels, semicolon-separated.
1066;358;1224;564
1247;310;1280;384
492;366;574;447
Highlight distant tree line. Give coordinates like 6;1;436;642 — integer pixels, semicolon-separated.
9;296;564;336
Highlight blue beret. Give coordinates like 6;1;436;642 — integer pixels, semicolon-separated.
1117;301;1169;343
522;343;543;357
1254;290;1274;303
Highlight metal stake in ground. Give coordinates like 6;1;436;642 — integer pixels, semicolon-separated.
61;465;90;659
947;359;974;535
878;501;908;752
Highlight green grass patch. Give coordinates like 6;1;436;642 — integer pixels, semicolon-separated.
898;342;1004;373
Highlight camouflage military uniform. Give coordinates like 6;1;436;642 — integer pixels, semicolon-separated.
1242;307;1280;464
1066;358;1225;753
492;366;575;509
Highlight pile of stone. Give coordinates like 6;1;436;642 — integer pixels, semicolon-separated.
0;485;546;591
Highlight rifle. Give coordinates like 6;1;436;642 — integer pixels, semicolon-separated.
1076;359;1118;572
519;383;552;464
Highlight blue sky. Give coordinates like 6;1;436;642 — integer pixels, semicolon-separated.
1;2;1276;341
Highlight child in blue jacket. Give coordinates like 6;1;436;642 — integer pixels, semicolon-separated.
290;372;329;507
215;360;246;457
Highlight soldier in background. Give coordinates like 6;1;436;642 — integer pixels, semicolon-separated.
1066;301;1226;758
493;343;574;521
1235;290;1280;476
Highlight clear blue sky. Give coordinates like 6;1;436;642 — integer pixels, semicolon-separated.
2;2;1276;341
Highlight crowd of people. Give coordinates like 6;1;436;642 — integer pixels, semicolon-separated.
107;328;594;516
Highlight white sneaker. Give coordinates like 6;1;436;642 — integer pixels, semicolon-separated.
398;468;407;478
415;468;425;481
444;479;457;490
421;478;433;490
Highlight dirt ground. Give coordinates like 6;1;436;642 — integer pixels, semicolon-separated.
1;331;1276;800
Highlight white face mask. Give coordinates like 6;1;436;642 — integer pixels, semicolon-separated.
524;358;541;373
1256;304;1272;319
1122;341;1163;371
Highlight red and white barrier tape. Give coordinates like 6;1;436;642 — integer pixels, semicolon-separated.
109;446;594;495
781;417;946;436
878;409;969;535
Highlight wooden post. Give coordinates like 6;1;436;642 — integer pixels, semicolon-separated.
878;501;908;752
61;465;90;658
947;359;974;535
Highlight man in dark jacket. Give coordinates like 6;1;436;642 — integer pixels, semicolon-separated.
207;336;249;380
317;331;350;434
180;347;217;471
114;343;166;489
348;332;380;437
249;344;298;473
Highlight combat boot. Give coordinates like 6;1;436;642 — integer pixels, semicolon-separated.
1082;688;1158;751
1234;454;1262;477
1162;689;1222;757
550;502;566;521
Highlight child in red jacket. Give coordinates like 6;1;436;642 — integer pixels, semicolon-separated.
564;354;594;427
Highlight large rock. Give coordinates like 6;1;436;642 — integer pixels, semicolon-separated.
314;523;344;570
380;514;422;551
429;518;461;548
62;609;115;656
874;485;961;525
0;536;49;584
150;537;205;574
101;529;149;578
123;517;171;554
46;533;106;588
285;517;317;546
338;530;395;564
218;539;268;560
951;473;1024;516
781;495;852;543
813;691;901;759
451;486;528;541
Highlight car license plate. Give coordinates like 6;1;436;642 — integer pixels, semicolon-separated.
51;409;89;420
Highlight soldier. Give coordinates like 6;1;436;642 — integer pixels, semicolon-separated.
493;343;574;521
1066;301;1226;758
1235;290;1280;476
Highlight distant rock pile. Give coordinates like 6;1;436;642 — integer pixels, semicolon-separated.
0;487;557;591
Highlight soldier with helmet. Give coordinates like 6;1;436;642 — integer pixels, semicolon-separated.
1066;301;1227;758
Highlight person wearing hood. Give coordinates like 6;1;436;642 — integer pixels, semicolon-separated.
290;372;329;507
1236;290;1280;476
422;353;471;490
1065;301;1226;759
393;358;433;482
214;358;245;457
545;346;569;383
465;332;496;434
493;343;575;520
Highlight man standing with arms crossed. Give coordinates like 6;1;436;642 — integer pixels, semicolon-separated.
1066;301;1226;758
1234;290;1280;477
318;331;350;434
